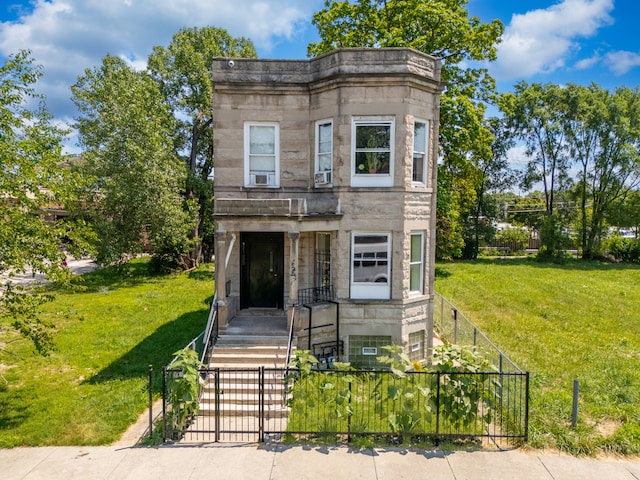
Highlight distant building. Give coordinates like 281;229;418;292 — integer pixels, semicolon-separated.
212;48;444;365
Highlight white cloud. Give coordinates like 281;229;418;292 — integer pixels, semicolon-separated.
573;53;601;71
574;50;640;76
603;50;640;76
0;0;323;140
493;0;614;80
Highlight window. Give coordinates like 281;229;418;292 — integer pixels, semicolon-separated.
413;120;428;185
244;122;279;187
351;233;390;299
408;331;425;361
351;118;394;187
314;120;333;186
409;232;424;295
315;232;331;288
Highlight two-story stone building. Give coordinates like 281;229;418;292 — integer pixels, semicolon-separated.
212;48;443;366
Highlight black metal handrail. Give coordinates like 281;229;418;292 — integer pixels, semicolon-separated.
298;285;334;304
285;305;297;369
201;297;219;364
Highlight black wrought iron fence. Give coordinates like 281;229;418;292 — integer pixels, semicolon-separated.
162;366;528;448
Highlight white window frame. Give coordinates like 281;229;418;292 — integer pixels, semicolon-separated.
350;232;391;300
412;119;429;186
314;120;333;187
351;117;395;187
244;122;280;187
409;231;424;296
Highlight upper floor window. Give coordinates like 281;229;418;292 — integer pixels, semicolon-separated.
244;122;279;187
350;232;391;300
351;118;394;187
314;120;333;186
413;120;428;186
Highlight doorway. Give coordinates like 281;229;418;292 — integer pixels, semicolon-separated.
240;232;284;309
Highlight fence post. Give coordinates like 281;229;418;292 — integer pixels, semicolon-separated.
498;354;504;411
435;372;441;445
148;365;153;438
214;368;220;442
259;367;265;442
473;327;477;351
524;372;530;442
347;381;352;442
452;308;458;344
162;366;167;443
571;379;579;428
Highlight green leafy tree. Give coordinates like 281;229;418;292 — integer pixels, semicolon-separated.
308;0;504;259
1;51;92;355
462;117;519;258
500;82;574;257
147;27;257;263
71;55;196;269
607;190;640;237
562;84;640;258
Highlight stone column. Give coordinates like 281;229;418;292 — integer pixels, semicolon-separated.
288;231;300;305
215;229;228;329
287;231;300;332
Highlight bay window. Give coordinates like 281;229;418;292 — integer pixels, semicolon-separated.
351;118;394;187
412;120;428;186
351;232;391;299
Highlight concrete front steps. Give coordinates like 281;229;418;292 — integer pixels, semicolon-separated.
197;316;295;436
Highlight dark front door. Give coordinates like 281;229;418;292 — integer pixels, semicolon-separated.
240;232;284;309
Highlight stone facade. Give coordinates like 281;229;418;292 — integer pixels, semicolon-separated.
212;48;443;364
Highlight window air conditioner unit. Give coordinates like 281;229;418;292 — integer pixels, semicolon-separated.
254;174;269;186
314;171;332;185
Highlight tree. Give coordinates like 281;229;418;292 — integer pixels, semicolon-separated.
1;51;89;355
462;116;519;258
308;0;504;259
71;55;196;269
500;82;574;257
562;84;640;258
147;27;257;263
607;190;640;237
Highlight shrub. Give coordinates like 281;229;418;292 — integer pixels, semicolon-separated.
606;235;640;263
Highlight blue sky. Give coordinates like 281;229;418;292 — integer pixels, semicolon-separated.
1;0;638;155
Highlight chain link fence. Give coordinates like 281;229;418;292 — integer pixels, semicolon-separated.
433;292;524;374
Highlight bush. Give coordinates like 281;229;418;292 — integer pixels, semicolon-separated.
606;235;640;263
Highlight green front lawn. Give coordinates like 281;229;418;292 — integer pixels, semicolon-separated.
0;259;214;447
435;257;640;456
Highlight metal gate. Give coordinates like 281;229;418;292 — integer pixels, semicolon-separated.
163;367;290;443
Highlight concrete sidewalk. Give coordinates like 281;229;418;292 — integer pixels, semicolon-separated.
2;444;639;480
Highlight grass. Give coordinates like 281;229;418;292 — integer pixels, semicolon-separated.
0;258;214;447
434;257;640;456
